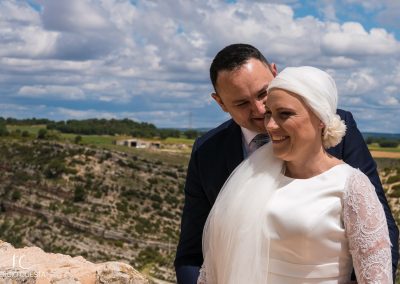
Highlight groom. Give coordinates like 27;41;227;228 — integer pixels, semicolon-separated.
174;43;399;283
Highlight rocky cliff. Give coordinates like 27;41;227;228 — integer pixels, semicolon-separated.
0;138;189;282
0;240;148;283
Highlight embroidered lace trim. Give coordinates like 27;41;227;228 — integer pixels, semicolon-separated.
343;169;392;283
197;264;206;284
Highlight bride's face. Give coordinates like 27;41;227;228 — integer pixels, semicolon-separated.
264;89;323;162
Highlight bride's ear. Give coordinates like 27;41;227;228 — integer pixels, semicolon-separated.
319;121;325;129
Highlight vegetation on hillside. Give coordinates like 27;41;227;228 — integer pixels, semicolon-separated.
0;133;190;282
365;136;400;148
1;122;400;282
1;117;204;140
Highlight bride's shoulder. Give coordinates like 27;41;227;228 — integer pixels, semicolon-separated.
343;166;374;196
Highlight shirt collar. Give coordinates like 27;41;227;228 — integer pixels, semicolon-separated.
241;127;261;146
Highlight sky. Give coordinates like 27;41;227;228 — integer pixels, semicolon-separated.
0;0;399;133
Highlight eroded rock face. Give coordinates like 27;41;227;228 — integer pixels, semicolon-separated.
0;240;148;284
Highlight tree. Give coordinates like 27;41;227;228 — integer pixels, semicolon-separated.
184;129;199;139
0;120;8;136
379;140;399;148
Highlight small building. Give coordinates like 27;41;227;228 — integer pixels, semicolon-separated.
114;139;160;149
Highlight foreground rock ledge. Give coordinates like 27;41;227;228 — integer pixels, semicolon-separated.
0;240;149;284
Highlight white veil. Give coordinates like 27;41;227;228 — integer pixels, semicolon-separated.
202;143;283;283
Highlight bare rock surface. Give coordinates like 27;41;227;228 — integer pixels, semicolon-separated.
0;240;148;284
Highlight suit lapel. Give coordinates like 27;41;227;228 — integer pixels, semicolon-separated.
224;121;244;175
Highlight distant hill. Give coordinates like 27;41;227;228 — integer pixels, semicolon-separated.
362;132;400;140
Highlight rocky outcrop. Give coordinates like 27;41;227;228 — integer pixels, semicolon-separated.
0;240;148;284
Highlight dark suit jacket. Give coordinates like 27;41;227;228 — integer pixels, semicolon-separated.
175;109;399;279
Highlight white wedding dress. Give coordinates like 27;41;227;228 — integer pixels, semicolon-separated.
199;144;392;284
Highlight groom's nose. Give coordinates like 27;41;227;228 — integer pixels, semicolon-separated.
252;100;265;115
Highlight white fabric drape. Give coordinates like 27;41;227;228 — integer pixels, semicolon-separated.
202;143;283;283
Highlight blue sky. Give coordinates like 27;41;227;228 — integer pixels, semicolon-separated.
0;0;399;132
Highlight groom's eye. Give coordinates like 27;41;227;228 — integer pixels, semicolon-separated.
235;101;248;107
257;90;267;100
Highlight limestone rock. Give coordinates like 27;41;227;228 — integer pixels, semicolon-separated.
0;240;148;284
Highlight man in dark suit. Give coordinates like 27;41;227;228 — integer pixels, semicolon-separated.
174;43;399;283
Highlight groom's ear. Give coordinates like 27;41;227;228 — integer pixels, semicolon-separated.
270;63;278;77
211;92;228;113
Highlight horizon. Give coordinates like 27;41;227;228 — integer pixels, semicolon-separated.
2;116;400;136
0;0;399;132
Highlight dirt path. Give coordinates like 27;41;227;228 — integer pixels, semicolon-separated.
371;151;400;159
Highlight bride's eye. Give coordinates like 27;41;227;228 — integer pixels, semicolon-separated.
279;111;293;119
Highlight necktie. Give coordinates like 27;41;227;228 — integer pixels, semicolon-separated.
249;133;270;153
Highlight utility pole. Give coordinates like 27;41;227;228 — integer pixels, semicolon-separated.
188;111;192;129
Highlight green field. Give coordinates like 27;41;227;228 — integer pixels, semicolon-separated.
164;137;195;145
368;143;400;153
7;124;47;135
6;124;191;166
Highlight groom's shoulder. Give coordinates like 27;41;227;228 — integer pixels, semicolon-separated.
337;108;354;120
195;119;240;151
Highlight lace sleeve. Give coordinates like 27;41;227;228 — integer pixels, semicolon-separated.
197;264;207;284
343;169;392;283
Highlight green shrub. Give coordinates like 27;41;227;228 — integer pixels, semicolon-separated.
73;185;86;202
379;141;399;148
0;121;8;136
392;184;400;191
74;135;82;144
37;128;48;139
44;159;66;178
387;174;400;184
33;203;42;210
21;131;30;137
11;190;21;201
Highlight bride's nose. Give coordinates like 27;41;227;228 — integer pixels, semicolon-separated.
265;116;278;130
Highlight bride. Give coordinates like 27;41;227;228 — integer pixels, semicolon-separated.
198;66;392;283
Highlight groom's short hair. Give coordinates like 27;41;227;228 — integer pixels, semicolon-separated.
210;43;272;91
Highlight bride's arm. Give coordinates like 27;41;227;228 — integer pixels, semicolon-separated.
343;169;392;283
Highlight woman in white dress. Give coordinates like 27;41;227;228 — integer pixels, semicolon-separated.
198;66;392;283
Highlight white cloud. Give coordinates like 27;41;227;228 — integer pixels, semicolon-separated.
41;0;109;32
379;96;399;106
345;70;378;94
321;22;400;56
55;107;116;119
18;85;85;100
0;0;399;131
384;86;398;95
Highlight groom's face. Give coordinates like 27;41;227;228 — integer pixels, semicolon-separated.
212;58;277;133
